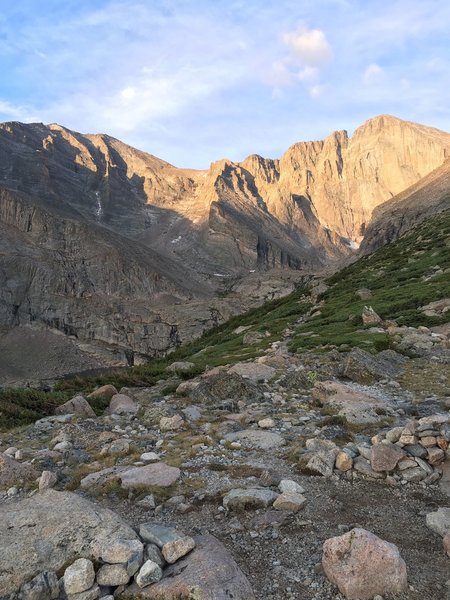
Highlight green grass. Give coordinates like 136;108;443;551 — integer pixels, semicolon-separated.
289;208;450;352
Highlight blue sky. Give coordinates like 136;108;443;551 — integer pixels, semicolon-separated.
1;0;449;167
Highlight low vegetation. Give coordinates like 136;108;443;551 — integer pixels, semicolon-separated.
1;209;449;431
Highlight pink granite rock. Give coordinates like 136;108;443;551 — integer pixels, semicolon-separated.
322;528;408;599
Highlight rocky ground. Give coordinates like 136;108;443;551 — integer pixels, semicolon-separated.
1;321;450;600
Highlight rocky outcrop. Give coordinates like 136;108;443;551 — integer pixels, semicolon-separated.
360;158;450;254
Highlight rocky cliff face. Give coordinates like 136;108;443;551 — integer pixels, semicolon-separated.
0;115;449;362
359;159;450;254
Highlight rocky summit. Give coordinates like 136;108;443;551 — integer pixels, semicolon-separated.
0;115;449;375
0;113;450;600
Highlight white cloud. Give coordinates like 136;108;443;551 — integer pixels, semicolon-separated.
362;63;385;85
0;100;36;122
282;27;332;68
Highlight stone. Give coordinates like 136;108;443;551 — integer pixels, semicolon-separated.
159;415;185;431
222;488;279;511
278;479;305;494
228;361;276;382
258;417;275;429
55;395;96;418
397;458;417;471
312;380;392;425
0;490;139;597
109;394;139;415
104;438;130;456
426;507;450;537
273;491;306;512
122;534;256;599
19;571;59;600
96;538;144;567
339;348;404;384
87;384;118;400
135;560;163;588
370;442;404;472
137;494;156;509
353;456;384;479
224;429;284;450
166;361;195;371
322;528;408;599
140;452;160;463
385;427;404;443
181;405;202;421
335;451;353;472
0;453;38;489
356;288;372;300
304;438;339;477
120;462;180;489
145;544;165;568
67;584;101;600
162;536;196;564
420;436;437;447
191;372;264;405
427;447;445;465
404;444;428;459
139;523;183;547
64;559;95;595
399;434;418;445
443;532;450;557
96;564;130;587
401;466;427;482
38;470;58;491
362;306;382;325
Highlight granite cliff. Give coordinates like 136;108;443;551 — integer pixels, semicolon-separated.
0;115;449;369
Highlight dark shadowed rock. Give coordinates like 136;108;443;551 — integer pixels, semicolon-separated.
339;348;406;384
191;372;265;405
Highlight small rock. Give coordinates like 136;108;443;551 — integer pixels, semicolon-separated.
278;480;305;494
120;462;180;489
140;452;160;463
159;415;185;432
19;571;59;600
162;536;196;564
223;488;279;511
135;560;163;588
39;470;57;492
64;558;95;595
362;306;382;325
87;384;118;400
273;491;306;512
145;543;166;567
427;447;445;465
258;418;275;429
335;451;353;472
96;564;130;587
55;396;96;418
370;442;404;472
426;507;450;537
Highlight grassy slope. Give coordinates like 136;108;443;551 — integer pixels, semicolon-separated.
1;208;449;431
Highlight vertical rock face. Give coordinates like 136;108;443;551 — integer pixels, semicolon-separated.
0;114;449;359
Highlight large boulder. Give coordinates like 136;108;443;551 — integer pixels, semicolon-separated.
191;372;264;406
224;429;284;450
120;534;256;599
0;490;140;597
339;348;406;384
109;394;139;415
322;528;408;599
312;380;393;425
228;361;276;382
55;395;96;418
0;453;39;489
426;507;450;537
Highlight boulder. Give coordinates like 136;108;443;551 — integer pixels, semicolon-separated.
339;348;406;384
191;372;264;405
228;361;276;382
304;438;339;477
426;507;450;537
362;306;382;325
18;571;59;600
120;462;180;490
135;560;163;588
223;487;279;511
0;453;39;489
159;415;185;431
109;394;139;415
312;380;393;425
55;395;96;418
0;490;140;597
322;528;408;599
273;491;306;512
87;384;118;400
224;429;284;450
120;534;256;599
370;442;404;472
38;470;58;492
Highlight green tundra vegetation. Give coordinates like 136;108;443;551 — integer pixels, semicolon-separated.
1;208;449;431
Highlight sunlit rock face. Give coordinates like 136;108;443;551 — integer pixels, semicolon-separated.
0;115;449;359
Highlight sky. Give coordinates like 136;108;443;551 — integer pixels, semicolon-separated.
1;0;449;168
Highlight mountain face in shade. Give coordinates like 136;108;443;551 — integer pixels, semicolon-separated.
0;115;449;362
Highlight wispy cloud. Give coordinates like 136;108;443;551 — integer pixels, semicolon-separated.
0;0;449;166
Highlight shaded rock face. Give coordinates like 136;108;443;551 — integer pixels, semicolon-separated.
0;116;449;360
